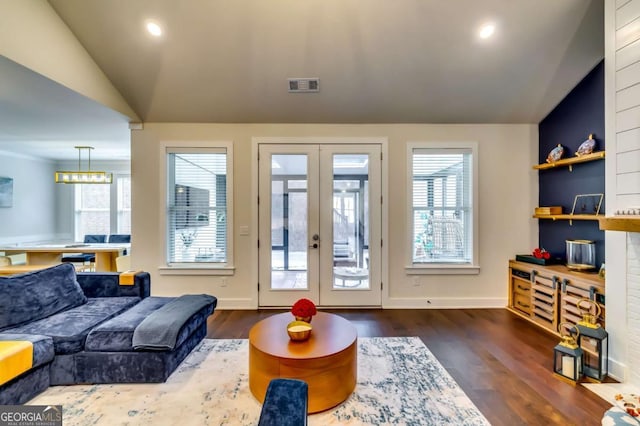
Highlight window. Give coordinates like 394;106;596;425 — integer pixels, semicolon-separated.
408;142;478;273
74;174;131;240
75;185;110;238
117;176;131;234
166;147;232;267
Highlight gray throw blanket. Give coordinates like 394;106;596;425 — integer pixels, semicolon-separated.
132;294;215;350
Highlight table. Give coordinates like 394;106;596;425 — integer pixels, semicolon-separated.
0;265;50;276
0;244;130;272
334;267;369;287
249;312;357;413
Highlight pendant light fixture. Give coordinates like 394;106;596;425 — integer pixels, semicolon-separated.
55;146;113;184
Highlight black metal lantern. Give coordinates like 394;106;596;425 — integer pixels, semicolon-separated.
553;322;583;385
575;298;608;382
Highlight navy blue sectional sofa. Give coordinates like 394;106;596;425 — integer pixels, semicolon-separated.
0;264;217;405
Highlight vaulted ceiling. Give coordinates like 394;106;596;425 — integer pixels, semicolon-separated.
0;0;604;160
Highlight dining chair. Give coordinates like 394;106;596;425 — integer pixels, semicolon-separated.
61;234;107;270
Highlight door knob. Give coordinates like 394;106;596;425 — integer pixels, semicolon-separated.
309;243;318;249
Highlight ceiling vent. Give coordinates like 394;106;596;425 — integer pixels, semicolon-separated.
288;78;320;93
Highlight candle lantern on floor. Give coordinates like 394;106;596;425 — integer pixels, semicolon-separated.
575;298;608;382
553;322;582;385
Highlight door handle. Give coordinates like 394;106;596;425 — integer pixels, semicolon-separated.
309;243;318;249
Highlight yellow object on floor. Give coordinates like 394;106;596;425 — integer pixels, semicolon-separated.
0;340;33;385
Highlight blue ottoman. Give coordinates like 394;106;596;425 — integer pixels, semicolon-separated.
258;378;308;426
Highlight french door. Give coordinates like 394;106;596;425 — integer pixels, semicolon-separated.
258;144;382;307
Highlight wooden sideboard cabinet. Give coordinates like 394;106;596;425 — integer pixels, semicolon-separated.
508;260;605;336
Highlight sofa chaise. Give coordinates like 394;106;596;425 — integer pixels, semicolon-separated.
0;263;217;405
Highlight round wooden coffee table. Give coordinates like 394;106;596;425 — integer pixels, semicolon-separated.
249;312;357;413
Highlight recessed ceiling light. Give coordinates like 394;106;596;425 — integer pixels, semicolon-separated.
478;23;495;39
146;21;162;37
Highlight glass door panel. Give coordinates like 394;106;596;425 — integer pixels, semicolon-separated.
259;143;380;307
319;146;381;306
259;147;319;306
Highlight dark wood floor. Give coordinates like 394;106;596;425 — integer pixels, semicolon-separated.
206;308;611;425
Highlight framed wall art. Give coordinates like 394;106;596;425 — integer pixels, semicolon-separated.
0;177;13;208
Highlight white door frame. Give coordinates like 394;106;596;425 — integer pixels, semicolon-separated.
251;137;389;308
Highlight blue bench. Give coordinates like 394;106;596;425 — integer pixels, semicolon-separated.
258;378;308;426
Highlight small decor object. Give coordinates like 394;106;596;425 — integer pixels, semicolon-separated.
287;320;312;341
570;193;604;216
546;144;564;163
534;206;562;215
565;239;596;271
553;322;583;385
576;134;596;157
598;263;606;279
291;298;317;323
575;298;608;382
532;247;551;260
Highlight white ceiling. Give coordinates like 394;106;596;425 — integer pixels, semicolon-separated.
0;0;604;160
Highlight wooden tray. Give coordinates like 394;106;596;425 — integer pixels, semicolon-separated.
515;254;563;266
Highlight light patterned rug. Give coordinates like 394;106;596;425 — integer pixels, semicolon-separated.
30;337;490;425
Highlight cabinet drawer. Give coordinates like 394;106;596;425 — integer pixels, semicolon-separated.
513;293;532;316
513;277;531;297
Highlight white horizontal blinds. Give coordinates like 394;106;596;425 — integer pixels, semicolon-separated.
168;150;227;264
412;148;472;264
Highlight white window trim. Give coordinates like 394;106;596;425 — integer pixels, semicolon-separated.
159;142;234;273
405;141;480;275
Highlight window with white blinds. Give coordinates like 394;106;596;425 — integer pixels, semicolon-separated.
74;174;131;240
167;148;231;265
411;147;474;265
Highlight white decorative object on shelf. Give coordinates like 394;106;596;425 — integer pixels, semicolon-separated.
615;207;640;216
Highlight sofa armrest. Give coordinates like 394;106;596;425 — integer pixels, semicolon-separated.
76;272;150;299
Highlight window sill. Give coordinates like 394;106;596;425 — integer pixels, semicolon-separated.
405;265;480;275
158;265;235;276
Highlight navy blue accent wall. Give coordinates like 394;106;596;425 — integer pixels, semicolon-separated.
538;60;605;267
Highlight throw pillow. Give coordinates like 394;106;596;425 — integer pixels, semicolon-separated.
0;263;87;330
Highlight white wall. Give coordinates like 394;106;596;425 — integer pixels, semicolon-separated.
0;0;138;121
131;123;538;309
0;151;61;244
604;0;640;381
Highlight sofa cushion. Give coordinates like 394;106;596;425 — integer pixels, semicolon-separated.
85;296;213;352
0;264;87;330
2;297;140;355
0;333;54;369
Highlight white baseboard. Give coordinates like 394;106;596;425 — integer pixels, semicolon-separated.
383;297;507;309
608;357;626;382
216;297;507;310
215;298;257;310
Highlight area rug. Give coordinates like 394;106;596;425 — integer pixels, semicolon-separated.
30;337;490;425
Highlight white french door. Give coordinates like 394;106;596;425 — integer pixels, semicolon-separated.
258;144;382;307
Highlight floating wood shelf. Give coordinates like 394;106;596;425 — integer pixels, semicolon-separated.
598;216;640;232
533;151;605;171
533;214;602;222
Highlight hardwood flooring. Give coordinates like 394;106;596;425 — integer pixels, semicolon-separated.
206;308;611;425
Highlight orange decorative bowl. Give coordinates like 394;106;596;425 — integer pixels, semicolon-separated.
287;321;312;341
